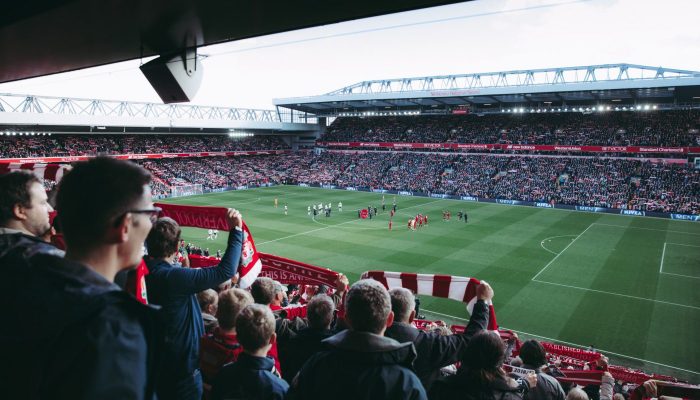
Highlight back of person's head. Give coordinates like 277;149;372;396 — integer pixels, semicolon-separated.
567;387;589;400
236;304;276;352
217;288;254;330
250;277;276;305
345;279;392;334
56;157;151;250
145;217;180;259
307;294;335;330
389;287;415;323
197;289;219;314
0;171;51;235
519;340;547;368
462;331;506;386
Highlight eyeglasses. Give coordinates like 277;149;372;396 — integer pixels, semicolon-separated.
126;207;162;224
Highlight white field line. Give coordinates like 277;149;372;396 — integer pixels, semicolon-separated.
530;279;700;310
531;223;595;281
659;242;700;279
420;308;700;375
659;242;667;273
257;198;444;245
593;222;700;236
539;235;577;255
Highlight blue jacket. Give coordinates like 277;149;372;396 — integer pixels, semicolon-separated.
210;352;289;400
289;330;427;400
146;228;242;378
0;252;160;400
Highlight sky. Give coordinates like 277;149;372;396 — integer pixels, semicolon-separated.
1;0;698;110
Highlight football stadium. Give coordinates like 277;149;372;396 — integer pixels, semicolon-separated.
1;1;698;399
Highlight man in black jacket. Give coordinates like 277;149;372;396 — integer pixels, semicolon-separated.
0;171;61;259
385;283;492;391
1;157;161;399
145;212;243;400
280;294;336;383
289;279;427;400
518;340;565;400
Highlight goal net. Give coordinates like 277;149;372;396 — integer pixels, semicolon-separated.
170;184;204;198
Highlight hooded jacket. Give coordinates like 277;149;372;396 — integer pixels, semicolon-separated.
288;329;427;400
0;252;160;400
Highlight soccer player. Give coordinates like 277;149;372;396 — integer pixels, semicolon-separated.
338;201;342;212
307;205;311;216
207;229;214;240
390;209;395;218
284;204;288;216
388;219;393;231
274;198;278;208
213;229;219;239
464;212;468;223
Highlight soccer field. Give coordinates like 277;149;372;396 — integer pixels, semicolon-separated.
160;185;700;382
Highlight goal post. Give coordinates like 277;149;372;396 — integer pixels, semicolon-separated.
170;184;204;198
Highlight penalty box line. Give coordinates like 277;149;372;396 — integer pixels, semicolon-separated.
660;242;700;280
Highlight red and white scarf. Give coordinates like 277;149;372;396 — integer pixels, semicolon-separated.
361;271;498;330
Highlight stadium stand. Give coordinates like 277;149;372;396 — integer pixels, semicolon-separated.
321;111;700;147
131;152;699;215
0;134;289;158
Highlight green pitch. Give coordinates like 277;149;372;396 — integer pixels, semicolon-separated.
160;185;700;382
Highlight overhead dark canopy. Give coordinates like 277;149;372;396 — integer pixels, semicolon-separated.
0;0;467;84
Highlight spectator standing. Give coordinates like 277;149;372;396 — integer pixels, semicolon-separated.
385;283;491;391
145;211;243;400
210;304;289;400
1;157;161;399
519;340;566;400
289;279;427;400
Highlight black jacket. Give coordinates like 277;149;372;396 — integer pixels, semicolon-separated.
521;364;565;400
0;252;160;400
145;228;242;378
288;330;427;400
0;230;63;260
385;299;490;391
432;370;530;400
210;352;289;400
279;327;334;384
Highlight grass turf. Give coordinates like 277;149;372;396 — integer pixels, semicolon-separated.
160;185;700;382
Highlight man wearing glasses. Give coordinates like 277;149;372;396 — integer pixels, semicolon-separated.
1;157;162;400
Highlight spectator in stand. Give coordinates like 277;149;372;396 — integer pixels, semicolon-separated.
210;304;289;400
199;288;254;396
289;279;428;400
145;212;243;400
1;157;160;399
280;294;336;384
566;387;589;400
197;289;220;334
385;283;492;392
518;340;566;400
432;331;538;400
0;171;61;259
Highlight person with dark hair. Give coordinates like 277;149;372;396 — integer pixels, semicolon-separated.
385;283;492;391
145;211;243;400
280;294;336;383
432;331;537;400
0;171;60;259
289;279;427;400
210;304;289;400
519;340;565;400
1;157;160;400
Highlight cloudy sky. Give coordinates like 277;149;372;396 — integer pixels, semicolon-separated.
1;0;698;109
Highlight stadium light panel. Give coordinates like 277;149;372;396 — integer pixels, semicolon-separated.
652;105;657;109
519;108;524;113
644;105;650;110
636;105;642;110
597;106;604;111
606;106;611;111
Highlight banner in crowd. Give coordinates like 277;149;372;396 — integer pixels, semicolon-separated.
155;203;261;287
189;252;339;286
0;150;289;164
0;162;70;181
318;141;700;155
361;270;498;330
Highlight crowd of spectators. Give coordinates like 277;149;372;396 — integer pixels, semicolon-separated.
322;111;700;147
1;158;698;400
139;152;700;214
0;134;289;158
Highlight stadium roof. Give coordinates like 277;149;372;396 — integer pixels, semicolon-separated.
274;64;700;116
0;0;464;84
